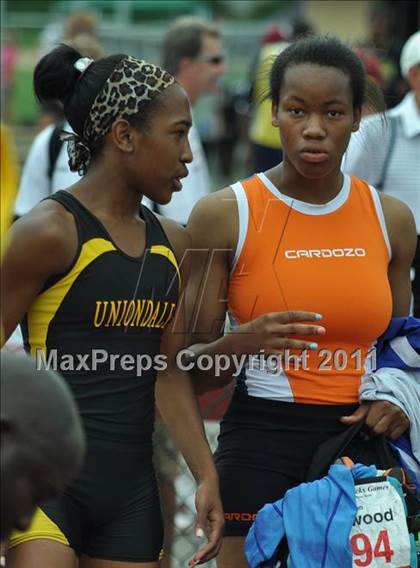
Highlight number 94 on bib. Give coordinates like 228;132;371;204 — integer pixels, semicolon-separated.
350;477;416;567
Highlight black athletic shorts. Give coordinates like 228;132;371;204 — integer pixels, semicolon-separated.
10;438;163;562
214;390;361;537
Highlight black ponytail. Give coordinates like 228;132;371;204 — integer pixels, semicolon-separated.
34;44;83;106
33;44;125;136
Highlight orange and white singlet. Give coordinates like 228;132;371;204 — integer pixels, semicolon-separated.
228;173;393;404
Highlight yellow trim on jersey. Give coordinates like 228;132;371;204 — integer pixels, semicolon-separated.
9;507;69;549
27;238;115;357
150;244;181;286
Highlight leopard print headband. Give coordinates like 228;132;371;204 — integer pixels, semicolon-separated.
62;56;175;176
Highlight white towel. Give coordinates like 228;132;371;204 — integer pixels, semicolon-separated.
360;368;420;461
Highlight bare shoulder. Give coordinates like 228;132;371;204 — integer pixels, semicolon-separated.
379;192;416;230
378;192;417;257
190;187;237;222
158;216;191;261
5;199;78;274
187;187;238;249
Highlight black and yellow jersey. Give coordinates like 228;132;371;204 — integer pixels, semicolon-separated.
22;190;179;451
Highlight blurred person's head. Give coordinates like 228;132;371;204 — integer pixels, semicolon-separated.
400;31;420;101
353;46;385;116
162;17;224;104
33;44;192;204
262;24;289;45
67;33;104;61
63;10;98;41
291;18;315;40
353;47;384;87
269;35;363;180
369;5;393;47
1;353;86;540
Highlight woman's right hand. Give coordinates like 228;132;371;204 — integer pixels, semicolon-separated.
231;311;325;355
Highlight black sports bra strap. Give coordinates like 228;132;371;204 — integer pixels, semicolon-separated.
140;203;175;250
47;190;111;242
48;192;175;252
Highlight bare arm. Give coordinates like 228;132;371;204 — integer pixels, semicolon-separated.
381;193;417;316
185;190;234;391
186;189;325;393
1;202;77;343
155;219;223;566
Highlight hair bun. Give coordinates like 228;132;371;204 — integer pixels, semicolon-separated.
33;44;88;106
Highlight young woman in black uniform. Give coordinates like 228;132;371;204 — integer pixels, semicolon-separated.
1;45;223;568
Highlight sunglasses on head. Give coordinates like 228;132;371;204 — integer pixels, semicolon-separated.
198;54;224;65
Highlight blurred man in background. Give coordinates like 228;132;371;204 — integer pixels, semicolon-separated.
143;16;225;225
344;31;420;316
362;4;406;107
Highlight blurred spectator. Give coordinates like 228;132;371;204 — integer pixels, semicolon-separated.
353;46;386;116
246;21;315;174
62;10;98;42
36;100;64;131
1;31;17;122
214;85;243;180
363;4;406;107
14;34;104;218
0;353;85;543
344;31;420;316
36;10;100;129
143;16;224;225
0;125;19;251
354;46;385;89
290;18;314;40
38;9;99;58
248;26;289;172
1;125;19;350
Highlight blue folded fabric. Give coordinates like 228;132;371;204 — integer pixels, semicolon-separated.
245;463;376;568
245;317;420;567
376;316;420;370
390;434;420;491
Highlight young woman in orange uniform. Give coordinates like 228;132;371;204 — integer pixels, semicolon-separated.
186;35;417;566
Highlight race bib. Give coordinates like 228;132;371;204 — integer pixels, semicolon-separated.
350;478;412;567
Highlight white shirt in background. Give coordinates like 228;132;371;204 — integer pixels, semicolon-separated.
343;92;420;233
14;122;80;217
17;118;210;226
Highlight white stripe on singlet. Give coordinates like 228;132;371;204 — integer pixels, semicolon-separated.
230;181;249;275
368;184;392;261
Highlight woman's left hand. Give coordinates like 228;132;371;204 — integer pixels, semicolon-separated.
188;477;224;566
340;400;410;440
